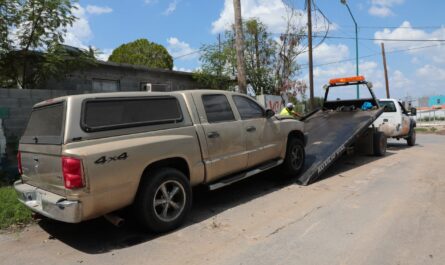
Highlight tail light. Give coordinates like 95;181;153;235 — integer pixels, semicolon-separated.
17;151;23;175
62;156;84;189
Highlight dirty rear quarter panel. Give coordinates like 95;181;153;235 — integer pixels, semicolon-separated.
63;126;204;220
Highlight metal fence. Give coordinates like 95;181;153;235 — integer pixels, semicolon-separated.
415;109;445;126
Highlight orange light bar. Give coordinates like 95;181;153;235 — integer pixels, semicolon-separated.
329;76;365;85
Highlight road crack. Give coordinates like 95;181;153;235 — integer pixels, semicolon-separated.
266;206;323;238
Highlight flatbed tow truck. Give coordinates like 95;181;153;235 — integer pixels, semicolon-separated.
297;76;387;185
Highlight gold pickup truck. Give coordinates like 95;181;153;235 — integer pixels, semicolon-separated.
14;90;306;232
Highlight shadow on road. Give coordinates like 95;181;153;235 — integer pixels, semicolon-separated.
38;150;396;254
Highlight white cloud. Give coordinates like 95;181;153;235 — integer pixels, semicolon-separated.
368;6;393;17
64;4;92;49
211;0;332;34
391;70;411;89
96;48;113;61
86;5;113;15
312;43;349;64
167;37;198;60
144;0;158;4
173;66;194;72
373;21;445;63
368;0;404;17
163;0;180;15
63;4;113;61
416;65;445;81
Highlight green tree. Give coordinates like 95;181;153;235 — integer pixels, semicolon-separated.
195;17;306;96
15;0;76;88
0;0;20;55
108;39;173;70
195;19;276;93
0;44;96;89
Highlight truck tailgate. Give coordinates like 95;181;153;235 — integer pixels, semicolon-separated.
20;144;66;196
298;108;384;185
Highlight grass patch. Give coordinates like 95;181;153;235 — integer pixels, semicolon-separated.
415;127;429;133
0;186;32;230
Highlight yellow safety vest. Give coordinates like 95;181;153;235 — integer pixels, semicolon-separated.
280;107;296;116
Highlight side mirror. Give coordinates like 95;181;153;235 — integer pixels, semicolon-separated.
410;107;417;116
265;109;275;118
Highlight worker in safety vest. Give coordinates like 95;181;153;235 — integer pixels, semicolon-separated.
280;103;301;118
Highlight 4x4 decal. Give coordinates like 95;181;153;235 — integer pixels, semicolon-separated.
95;152;128;165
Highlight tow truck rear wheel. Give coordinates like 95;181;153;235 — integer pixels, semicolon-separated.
281;138;305;177
406;129;416;146
373;131;387;156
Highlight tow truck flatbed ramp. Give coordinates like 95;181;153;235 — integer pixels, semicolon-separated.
297;108;384;185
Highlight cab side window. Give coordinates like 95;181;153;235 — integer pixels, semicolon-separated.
233;95;264;120
202;94;235;123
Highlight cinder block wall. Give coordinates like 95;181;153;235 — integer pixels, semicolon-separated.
0;89;70;140
0;89;71;171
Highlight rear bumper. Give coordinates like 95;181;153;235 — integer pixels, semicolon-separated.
14;181;82;223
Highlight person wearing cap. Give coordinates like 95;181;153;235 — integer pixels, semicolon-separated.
280;103;301;118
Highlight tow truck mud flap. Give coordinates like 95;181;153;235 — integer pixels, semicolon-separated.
297;108;384;185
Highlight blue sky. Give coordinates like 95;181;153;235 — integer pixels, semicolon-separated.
67;0;445;100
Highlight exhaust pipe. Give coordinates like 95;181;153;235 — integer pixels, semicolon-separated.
104;214;125;227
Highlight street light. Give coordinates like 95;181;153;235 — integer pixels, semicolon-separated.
341;0;360;98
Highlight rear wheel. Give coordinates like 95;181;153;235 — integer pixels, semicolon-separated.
281;138;305;177
134;168;191;233
373;131;387;156
406;129;416;146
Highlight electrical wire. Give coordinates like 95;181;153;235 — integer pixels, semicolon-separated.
313;35;445;42
342;25;445;30
298;44;441;69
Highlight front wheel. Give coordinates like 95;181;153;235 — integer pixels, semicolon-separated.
281;138;305;177
134;168;191;233
406;129;416;146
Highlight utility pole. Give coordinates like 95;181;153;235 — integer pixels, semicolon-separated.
307;0;315;110
381;42;390;98
233;0;247;94
218;33;222;78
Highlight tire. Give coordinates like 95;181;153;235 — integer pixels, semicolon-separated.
134;168;192;233
406;129;416;146
281;138;305;177
373;131;387;156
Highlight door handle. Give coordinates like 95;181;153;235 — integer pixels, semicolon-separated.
207;131;220;138
246;126;256;132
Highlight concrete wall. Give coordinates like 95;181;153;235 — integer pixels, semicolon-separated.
0;88;71;169
42;62;201;93
0;119;6;158
0;89;70;139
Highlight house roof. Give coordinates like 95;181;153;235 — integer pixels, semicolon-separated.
95;60;195;77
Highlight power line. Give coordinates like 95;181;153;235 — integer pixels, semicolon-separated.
341;25;445;30
314;35;445;42
173;50;201;59
299;44;441;69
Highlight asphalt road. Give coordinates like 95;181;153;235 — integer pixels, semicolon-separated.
1;134;444;265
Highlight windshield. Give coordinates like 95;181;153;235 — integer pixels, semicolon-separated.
379;101;397;112
326;84;373;101
21;103;64;144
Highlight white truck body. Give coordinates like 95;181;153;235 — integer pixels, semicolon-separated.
373;98;416;145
